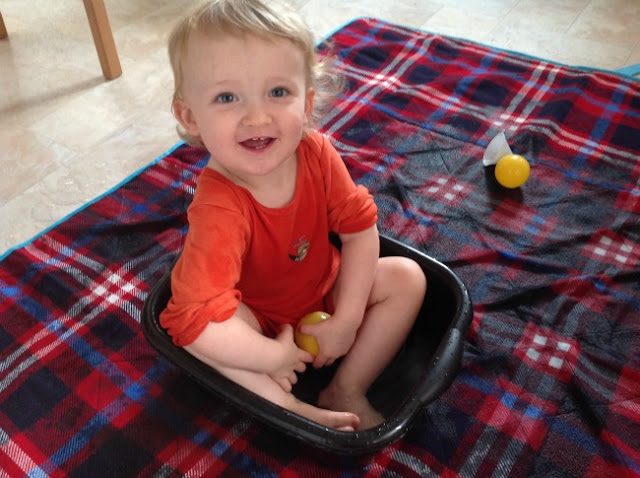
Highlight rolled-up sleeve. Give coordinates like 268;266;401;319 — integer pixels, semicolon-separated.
319;136;378;233
159;204;250;346
328;184;377;233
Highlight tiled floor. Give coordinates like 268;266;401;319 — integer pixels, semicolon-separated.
1;0;639;255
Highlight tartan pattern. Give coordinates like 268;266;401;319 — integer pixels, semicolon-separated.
1;18;639;476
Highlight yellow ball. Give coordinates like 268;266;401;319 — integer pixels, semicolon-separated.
494;154;530;188
294;311;330;356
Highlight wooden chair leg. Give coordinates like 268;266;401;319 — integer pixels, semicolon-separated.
0;11;8;39
82;0;122;80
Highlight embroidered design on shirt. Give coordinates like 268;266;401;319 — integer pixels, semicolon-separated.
289;236;310;262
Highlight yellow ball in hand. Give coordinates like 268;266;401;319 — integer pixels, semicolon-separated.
495;154;530;189
294;311;330;356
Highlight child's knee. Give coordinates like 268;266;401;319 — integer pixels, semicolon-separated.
383;256;427;295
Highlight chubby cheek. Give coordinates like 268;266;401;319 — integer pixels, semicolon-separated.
202;123;242;158
283;103;310;131
192;111;228;139
200;131;230;156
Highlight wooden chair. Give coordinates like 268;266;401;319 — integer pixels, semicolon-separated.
0;0;122;80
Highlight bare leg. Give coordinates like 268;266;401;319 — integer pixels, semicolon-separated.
319;256;426;430
186;346;359;430
185;303;359;431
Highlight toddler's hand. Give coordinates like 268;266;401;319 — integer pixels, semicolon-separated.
299;314;360;369
271;324;313;392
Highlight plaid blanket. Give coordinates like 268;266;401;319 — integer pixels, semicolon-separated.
1;18;639;477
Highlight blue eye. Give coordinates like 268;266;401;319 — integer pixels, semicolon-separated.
215;93;235;103
270;87;288;98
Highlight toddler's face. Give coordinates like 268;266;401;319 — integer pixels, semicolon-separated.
174;33;314;186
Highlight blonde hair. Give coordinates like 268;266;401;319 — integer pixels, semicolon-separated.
168;0;342;145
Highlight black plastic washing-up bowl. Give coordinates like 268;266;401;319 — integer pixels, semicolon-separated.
142;234;473;455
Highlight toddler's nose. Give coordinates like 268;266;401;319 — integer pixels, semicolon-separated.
243;100;271;126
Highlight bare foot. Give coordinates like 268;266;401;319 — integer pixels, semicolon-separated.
202;361;360;432
286;395;360;431
318;385;385;431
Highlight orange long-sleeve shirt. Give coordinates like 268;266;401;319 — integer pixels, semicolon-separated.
159;132;378;346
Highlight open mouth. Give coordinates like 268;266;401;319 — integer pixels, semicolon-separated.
240;137;274;150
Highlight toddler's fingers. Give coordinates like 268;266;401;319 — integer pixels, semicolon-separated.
298;322;321;336
279;323;294;339
313;353;331;369
297;348;314;362
278;377;292;393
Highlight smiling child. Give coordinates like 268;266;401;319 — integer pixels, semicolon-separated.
160;0;427;431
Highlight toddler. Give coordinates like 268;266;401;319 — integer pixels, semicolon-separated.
160;0;427;431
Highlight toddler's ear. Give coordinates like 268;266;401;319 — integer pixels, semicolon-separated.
172;99;199;136
304;88;315;123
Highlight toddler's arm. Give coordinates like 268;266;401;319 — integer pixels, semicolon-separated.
185;313;313;392
302;224;380;367
334;224;379;321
